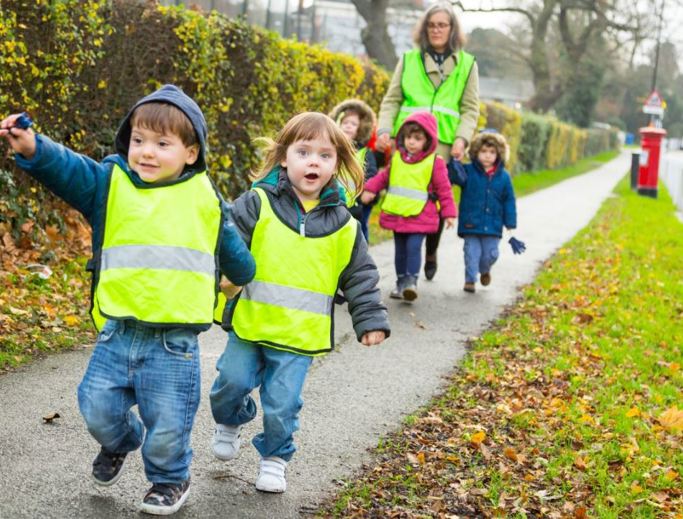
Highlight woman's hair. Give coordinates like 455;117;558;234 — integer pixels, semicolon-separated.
413;2;465;52
130;102;197;148
252;112;365;200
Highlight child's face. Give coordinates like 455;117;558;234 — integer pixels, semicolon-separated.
281;136;337;203
128;124;199;183
340;113;360;142
477;144;498;170
404;130;428;155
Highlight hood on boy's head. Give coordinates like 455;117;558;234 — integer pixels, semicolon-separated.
115;84;208;173
396;111;438;156
468;130;509;164
328;99;376;146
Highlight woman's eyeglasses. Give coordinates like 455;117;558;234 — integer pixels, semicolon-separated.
427;22;451;31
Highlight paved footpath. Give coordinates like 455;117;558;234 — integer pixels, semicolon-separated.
0;152;629;518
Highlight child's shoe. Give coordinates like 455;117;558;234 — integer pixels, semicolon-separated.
402;276;418;301
463;282;476;293
390;276;405;299
255;456;287;493
212;424;242;461
480;272;491;286
91;447;128;486
424;257;437;280
139;479;190;515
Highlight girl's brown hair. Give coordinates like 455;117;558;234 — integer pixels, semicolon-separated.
130;102;197;148
252;112;365;200
413;2;466;52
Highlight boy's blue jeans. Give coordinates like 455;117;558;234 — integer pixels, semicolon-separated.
394;232;426;279
463;235;500;283
77;319;200;484
209;331;312;462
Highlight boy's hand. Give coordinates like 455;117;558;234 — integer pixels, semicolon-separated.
0;114;37;159
444;217;456;229
451;138;466;160
219;276;242;300
360;191;376;204
361;330;386;346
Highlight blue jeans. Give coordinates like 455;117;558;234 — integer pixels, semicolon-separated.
77;320;200;484
394;232;426;279
463;235;500;283
210;332;313;462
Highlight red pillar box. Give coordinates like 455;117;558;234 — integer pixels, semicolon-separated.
638;127;667;198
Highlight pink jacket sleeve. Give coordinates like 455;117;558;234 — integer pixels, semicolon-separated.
364;165;389;194
432;157;457;218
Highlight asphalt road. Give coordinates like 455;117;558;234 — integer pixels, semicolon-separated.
0;152;629;518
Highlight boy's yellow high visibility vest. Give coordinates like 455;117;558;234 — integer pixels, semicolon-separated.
381;152;435;217
394;49;475;144
229;188;357;356
92;164;222;330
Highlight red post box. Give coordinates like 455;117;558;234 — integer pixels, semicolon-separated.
638;126;667;198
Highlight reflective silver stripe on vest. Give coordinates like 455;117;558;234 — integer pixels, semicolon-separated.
387;186;429;201
399;105;460;118
101;245;215;277
241;280;333;315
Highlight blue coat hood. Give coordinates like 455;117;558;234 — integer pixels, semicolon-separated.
114;84;208;173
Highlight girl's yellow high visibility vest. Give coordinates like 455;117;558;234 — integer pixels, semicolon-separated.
230;188;357;356
92;164;222;330
381;152;435;217
342;147;368;208
393;49;475;144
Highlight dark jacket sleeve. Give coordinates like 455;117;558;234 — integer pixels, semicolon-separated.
339;224;391;341
218;201;256;286
363;150;378;180
14;134;107;223
502;173;517;229
229;190;262;247
448;159;468;186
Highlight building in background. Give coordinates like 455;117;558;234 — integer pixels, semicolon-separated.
478;77;535;109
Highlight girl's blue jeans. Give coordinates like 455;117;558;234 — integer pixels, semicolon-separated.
210;331;312;462
463;235;501;283
77;319;200;484
394;232;426;279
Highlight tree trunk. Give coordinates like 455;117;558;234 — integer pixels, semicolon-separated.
351;0;398;70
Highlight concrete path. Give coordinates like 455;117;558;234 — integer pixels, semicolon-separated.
0;152;629;518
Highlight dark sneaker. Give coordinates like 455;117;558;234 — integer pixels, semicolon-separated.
424;260;437;280
140;479;190;516
402;277;418;301
480;272;491;286
463;282;476;293
92;448;127;486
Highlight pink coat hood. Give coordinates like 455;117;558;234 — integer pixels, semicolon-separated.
395;111;439;163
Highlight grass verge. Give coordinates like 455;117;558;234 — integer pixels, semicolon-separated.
321;177;682;518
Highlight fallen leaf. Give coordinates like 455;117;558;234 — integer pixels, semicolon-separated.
574;456;587;471
42;412;60;424
575;506;588;519
626;407;640;418
658;407;683;432
664;470;678;481
504;447;518;462
470;431;486;446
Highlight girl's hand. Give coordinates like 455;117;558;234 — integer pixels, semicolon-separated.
219;276;242;300
0;114;36;159
375;132;391;152
360;191;376;204
445;217;456;229
361;330;386;346
450;138;466;160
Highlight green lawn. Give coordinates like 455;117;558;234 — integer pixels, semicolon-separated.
322;178;683;517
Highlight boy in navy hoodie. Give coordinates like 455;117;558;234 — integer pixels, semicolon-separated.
1;85;255;515
449;130;516;293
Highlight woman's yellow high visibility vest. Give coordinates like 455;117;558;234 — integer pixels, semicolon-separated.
230;188;357;356
393;49;475;144
92;164;222;330
381;152;435;217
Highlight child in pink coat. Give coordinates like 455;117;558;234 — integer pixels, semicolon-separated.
361;111;456;301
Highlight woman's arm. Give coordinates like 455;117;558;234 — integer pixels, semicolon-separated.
455;61;480;145
377;56;405;136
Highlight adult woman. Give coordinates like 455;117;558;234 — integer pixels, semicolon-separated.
376;2;480;280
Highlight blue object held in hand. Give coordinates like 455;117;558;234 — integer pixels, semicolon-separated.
508;236;526;254
14;112;33;130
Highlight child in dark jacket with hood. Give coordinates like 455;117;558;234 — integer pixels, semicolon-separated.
329;99;378;241
449;130;517;293
361;111;456;301
1;85;255;515
210;112;389;494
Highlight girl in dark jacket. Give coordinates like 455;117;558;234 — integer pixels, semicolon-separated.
449;130;517;293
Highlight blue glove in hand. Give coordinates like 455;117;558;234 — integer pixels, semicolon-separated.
508;236;526;254
14;112;33;130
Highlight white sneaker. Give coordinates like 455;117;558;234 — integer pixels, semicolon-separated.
255;457;287;493
212;424;242;461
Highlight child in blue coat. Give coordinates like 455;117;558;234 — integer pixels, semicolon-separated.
449;130;516;293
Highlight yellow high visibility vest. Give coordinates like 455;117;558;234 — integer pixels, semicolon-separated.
230;188;357;356
381;152;435;217
92;164;222;330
